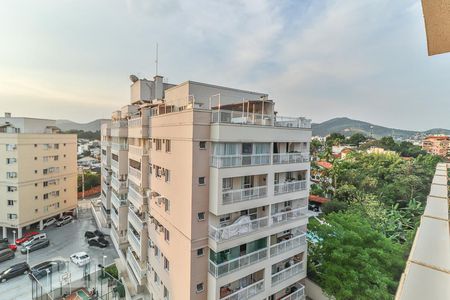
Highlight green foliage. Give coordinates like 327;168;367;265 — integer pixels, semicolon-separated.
308;211;405;300
63;130;100;140
321;201;348;214
77;171;100;192
326;133;346;147
347;133;367;146
359;137;427;158
105;264;119;279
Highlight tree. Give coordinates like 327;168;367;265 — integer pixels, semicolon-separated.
347;133;367;146
326;133;346;147
321;201;348;214
308;211;405;300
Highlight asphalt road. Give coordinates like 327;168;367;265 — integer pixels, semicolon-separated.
0;205;118;300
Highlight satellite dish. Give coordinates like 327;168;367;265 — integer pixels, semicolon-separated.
129;75;139;83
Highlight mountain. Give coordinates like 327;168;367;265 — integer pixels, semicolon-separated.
312;117;450;139
55;119;106;132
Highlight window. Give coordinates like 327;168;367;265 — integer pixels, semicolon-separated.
164;228;170;242
35;183;38;187
164;286;169;299
7;214;17;220
197;212;205;221
7;200;14;206
6;144;17;151
43;193;49;200
34;144;37;147
6;172;17;179
34;157;37;160
54;144;59;149
196;283;204;293
6;158;16;164
154;272;159;283
198;177;205;185
7;186;17;192
196;248;204;257
34;170;37;174
164;198;170;213
155;139;162;151
165;139;171;152
35;196;38;200
164;257;170;271
165;169;170;182
35;209;38;213
199;141;206;149
219;214;231;224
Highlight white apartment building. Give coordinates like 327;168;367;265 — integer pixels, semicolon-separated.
102;76;311;300
0;113;77;238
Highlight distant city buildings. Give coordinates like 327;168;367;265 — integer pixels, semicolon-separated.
422;135;449;157
100;75;312;300
0;113;77;238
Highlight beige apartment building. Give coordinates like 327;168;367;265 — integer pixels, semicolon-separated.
0;114;77;239
101;76;311;300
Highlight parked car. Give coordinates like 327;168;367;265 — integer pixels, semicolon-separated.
0;238;8;243
22;233;47;247
20;239;50;254
55;216;73;227
84;230;105;240
29;260;65;280
88;237;109;248
15;231;40;245
70;252;91;267
43;217;57;228
0;262;30;283
0;249;15;263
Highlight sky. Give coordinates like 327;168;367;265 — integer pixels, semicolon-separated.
0;0;449;131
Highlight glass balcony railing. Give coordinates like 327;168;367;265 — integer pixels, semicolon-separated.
271;261;305;286
222;186;267;205
274;180;307;195
128;207;146;231
209;216;269;242
128;183;145;208
112;143;128;151
272;153;309;164
221;279;265;300
211;154;271;168
111;176;127;192
128;231;141;254
270;207;308;226
209;248;268;278
111;190;127;208
127;248;146;280
270;233;306;257
111;210;119;227
279;284;305;300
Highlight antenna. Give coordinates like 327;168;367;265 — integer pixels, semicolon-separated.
155;43;159;76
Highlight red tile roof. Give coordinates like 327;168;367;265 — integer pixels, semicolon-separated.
309;195;331;204
316;161;333;169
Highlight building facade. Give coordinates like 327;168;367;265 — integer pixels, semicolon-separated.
422;135;449;157
0;114;77;239
102;76;311;300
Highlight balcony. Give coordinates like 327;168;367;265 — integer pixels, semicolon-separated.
271;261;305;287
128;166;142;184
129;207;146;232
129;145;148;157
111;191;127;209
274;180;307;195
128;183;146;208
101;141;111;148
111;159;119;170
111;142;128;152
111;210;119;227
209;216;269;242
270;207;308;226
111;176;127;192
111;120;128;137
279;284;305;300
211;154;270;168
209;247;268;278
270;233;306;258
127;248;146;283
128;230;141;254
222;186;267;205
221;278;265;300
111;225;128;250
273;153;309;164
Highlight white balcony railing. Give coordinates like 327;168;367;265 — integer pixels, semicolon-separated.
111;210;119;227
209;248;268;278
221;279;265;300
274;116;311;129
129;145;148;157
274;180;307;195
222;186;267;205
270;233;307;257
128;207;145;232
271;261;305;286
209;216;269;242
101;141;111;148
127;247;146;279
111;176;127;192
128;184;145;208
111;159;119;170
211;154;271;168
270;207;308;226
128;231;141;254
112;120;128;128
112;143;128;151
279;285;306;300
273;153;309;164
111;191;127;209
128;166;142;183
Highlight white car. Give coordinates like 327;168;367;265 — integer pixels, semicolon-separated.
43;217;57;228
70;252;91;267
56;215;73;227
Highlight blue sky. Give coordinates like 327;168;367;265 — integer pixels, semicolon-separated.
0;0;449;130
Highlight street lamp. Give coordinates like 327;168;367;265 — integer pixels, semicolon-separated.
12;230;16;245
